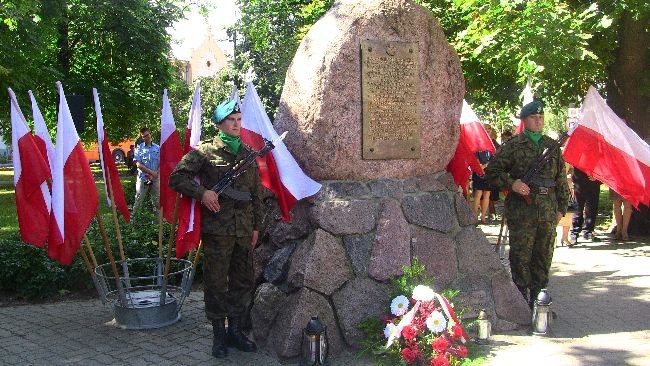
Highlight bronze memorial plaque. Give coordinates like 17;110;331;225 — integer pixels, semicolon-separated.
361;40;421;159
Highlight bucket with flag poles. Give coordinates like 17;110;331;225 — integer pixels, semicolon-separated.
92;256;194;329
88;87;197;329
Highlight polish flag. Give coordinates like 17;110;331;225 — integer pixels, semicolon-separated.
230;84;241;107
29;91;55;173
93;88;130;222
48;82;99;265
446;100;495;196
9;88;51;247
176;81;202;258
240;82;321;222
159;89;183;224
563;86;650;208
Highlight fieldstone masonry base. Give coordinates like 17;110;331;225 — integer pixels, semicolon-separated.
251;173;531;359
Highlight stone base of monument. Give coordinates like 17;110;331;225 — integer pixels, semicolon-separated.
251;173;531;359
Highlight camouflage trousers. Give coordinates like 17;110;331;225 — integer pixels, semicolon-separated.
202;235;254;320
508;219;556;299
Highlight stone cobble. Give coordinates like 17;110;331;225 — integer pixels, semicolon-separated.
1;212;649;365
479;214;650;366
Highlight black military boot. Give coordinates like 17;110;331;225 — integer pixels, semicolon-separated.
227;317;257;352
529;288;541;310
212;319;228;358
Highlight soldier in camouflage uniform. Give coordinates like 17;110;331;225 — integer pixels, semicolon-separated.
485;100;569;309
169;99;265;358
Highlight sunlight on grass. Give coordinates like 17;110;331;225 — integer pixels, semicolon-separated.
0;167;136;241
597;184;614;231
0;169;13;189
0;188;18;235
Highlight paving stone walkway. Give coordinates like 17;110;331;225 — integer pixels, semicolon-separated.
1;220;648;365
480;220;650;366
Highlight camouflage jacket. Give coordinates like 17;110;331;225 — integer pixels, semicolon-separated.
485;134;570;222
169;136;266;237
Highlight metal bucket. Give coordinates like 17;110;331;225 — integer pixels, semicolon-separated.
94;257;195;330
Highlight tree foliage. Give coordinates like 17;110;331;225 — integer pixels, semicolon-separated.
0;0;184;143
233;0;333;116
419;0;649;136
234;0;649;136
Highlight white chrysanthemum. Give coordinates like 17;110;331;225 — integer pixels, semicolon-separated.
412;285;435;302
426;311;447;333
390;295;410;316
383;322;398;339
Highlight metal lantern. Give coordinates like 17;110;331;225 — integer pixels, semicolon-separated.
475;309;491;344
532;289;553;336
301;316;329;366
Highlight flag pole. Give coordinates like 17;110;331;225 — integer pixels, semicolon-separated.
158;208;164;258
83;234;98;268
159;193;181;305
103;158;132;287
164;194;181;280
104;163;126;261
95;213;127;306
79;244;107;304
79;245;95;277
192;240;203;269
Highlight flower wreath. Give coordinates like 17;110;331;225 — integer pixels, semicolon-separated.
383;285;470;365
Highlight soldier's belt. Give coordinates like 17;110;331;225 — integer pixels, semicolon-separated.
220;186;252;201
531;186;555;195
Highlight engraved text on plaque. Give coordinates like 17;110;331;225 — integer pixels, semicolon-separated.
361;40;421;159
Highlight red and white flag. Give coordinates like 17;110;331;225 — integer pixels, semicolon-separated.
563;86;650;208
29;90;55;173
446;100;495;196
176;81;202;258
9;88;51;247
93;88;130;222
240;82;321;221
159;89;183;224
48;82;99;265
230;84;241;108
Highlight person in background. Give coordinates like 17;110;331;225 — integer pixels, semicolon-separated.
610;188;632;241
487;125;500;221
501;129;514;143
485;99;570;309
133;127;160;213
126;145;136;175
169;99;265;358
472;147;492;224
558;161;574;247
569;168;602;244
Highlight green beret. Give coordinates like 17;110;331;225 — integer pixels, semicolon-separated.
519;99;544;119
212;99;239;124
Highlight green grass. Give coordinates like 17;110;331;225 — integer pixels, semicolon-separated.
0;165;136;241
0;188;18;236
596;184;614;232
0;168;13;189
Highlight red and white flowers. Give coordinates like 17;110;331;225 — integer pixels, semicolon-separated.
391;295;410;316
382;285;470;365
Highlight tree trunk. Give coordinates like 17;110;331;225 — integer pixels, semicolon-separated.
605;12;650;236
605;11;650;139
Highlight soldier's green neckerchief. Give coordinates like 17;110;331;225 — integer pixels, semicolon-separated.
523;129;543;146
218;131;242;154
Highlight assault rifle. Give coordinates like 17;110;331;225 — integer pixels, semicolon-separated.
519;132;569;205
210;131;287;200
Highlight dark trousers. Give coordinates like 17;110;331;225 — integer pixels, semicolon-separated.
202;235;254;320
571;187;600;235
